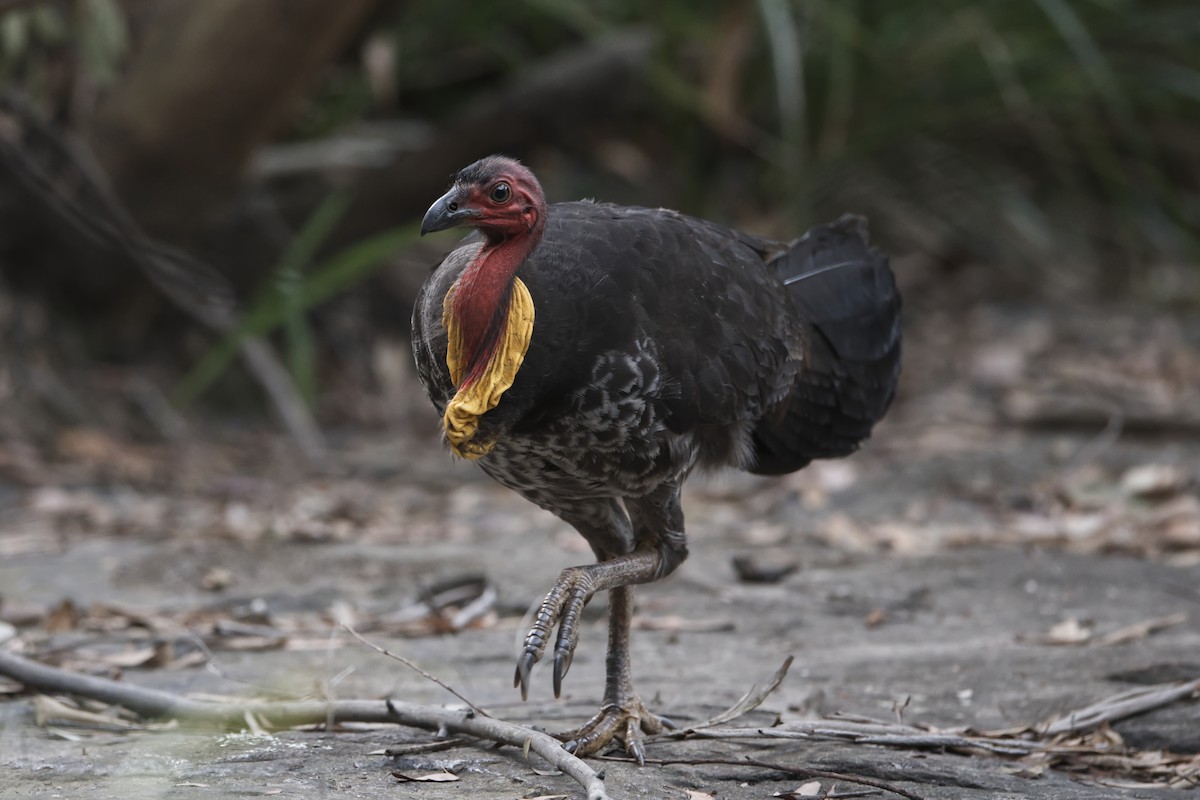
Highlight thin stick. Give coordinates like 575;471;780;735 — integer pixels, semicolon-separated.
675;654;792;732
599;754;924;800
0;648;609;800
1038;678;1200;736
679;722;1036;757
340;623;489;718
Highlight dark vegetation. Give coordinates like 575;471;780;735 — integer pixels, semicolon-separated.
0;0;1197;447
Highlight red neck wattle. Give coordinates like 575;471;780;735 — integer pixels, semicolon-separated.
451;231;538;387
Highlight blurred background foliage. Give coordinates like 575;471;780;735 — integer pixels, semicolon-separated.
0;0;1198;437
380;0;1200;296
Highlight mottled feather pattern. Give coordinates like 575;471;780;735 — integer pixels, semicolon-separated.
413;202;898;514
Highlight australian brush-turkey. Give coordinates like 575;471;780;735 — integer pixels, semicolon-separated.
412;155;901;761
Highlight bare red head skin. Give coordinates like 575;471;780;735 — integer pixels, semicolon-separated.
421;156;548;387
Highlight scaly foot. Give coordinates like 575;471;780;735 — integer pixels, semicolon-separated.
558;696;669;764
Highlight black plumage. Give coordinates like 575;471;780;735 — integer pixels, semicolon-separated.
412;156;900;761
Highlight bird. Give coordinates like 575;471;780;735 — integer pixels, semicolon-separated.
412;155;901;762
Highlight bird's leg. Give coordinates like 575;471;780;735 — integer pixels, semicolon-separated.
557;583;665;763
514;486;687;761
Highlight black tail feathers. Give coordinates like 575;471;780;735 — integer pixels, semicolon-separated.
749;215;902;476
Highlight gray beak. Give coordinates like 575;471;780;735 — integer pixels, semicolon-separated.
420;187;481;235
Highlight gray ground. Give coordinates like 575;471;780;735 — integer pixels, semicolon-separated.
2;301;1199;799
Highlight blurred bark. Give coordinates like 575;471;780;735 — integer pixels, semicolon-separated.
0;93;326;457
86;0;379;241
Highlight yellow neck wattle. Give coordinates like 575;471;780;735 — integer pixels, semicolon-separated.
441;277;535;459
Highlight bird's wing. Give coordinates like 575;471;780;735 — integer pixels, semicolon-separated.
511;203;798;433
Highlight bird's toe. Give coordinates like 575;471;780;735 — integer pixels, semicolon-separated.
513;650;539;700
556;697;662;763
516;566;596;698
552;648;574;697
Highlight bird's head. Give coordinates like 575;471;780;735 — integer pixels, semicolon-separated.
421;155;547;243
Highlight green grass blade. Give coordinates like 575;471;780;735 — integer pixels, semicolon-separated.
276;189;351;405
173;203;419;409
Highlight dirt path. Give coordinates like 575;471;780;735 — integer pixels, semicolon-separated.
2;302;1199;798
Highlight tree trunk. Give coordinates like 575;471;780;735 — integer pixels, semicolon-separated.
87;0;379;241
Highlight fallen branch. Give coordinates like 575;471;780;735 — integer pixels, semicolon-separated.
674;672;1200;755
672;670;1200;758
6;643;1196;795
0;648;608;800
599;754;924;800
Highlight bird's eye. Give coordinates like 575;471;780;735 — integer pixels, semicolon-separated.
490;182;511;203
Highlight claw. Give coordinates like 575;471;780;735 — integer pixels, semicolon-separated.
514;651;536;700
551;599;584;696
552;649;573;698
627;734;646;767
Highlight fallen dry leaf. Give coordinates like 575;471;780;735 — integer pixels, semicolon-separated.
774;782;822;799
391;770;459;783
55;427;157;483
1095;612;1188;647
81;646;159;668
201;566;234;591
1001;762;1047;778
1032;617;1093;645
1120;464;1191;500
43;599;79;633
33;695;139;730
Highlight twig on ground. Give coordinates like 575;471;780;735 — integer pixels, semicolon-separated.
1037;678;1200;736
6;640;1196;796
340;622;489;718
384;737;472;757
0;648;609;800
674;654;792;732
677;718;1036;757
598;754;924;800
1093;612;1188;647
1060;400;1124;475
676;674;1200;755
